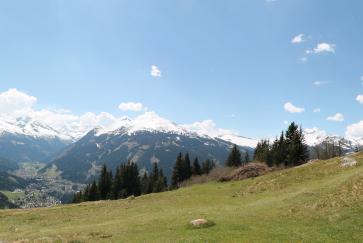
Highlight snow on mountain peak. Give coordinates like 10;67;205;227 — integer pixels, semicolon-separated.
0;116;72;141
93;112;258;148
95;112;189;136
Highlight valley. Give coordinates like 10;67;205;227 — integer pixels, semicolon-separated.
1;163;84;208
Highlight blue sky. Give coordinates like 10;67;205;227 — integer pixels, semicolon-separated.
0;0;362;139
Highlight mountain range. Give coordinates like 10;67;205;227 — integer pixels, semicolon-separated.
0;113;361;183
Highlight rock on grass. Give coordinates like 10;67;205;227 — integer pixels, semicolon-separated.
189;219;215;229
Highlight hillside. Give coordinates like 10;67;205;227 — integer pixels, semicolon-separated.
0;153;362;242
44;113;254;183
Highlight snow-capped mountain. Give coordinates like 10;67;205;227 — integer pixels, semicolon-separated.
95;112;191;137
0;117;72;163
93;112;258;147
304;127;362;150
43;112;255;183
0;117;72;141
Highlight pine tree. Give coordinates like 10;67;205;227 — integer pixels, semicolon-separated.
285;122;309;166
119;161;141;198
88;180;100;201
98;164;112;200
202;159;216;174
83;184;90;201
183;153;192;180
148;162;167;193
253;139;271;164
192;157;202;175
111;166;122;199
226;144;242;167
171;153;183;188
152;169;167;193
140;171;149;194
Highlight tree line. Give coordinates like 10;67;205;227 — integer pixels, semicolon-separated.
171;153;216;188
72;153;218;203
312;139;343;160
253;122;309;167
72;161;167;203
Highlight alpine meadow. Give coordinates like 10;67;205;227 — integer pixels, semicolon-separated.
0;1;363;242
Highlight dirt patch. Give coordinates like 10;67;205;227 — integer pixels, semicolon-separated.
219;163;270;182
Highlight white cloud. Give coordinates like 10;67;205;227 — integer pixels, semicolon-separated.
356;94;363;104
291;34;305;44
327;113;344;122
313;80;330;86
346;120;363;140
313;43;335;54
182;120;224;138
284;102;305;113
283;120;289;125
304;127;328;146
313;108;321;113
118;102;145;112
0;88;261;147
265;0;277;2
182;120;258;147
0;88;37;116
150;65;161;77
299;57;308;63
0;88;130;139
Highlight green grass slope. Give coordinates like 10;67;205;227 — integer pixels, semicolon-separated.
0;153;362;242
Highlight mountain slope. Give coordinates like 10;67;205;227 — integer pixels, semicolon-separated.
0;153;362;242
46;129;253;183
0;171;27;191
0;117;71;163
44;112;254;183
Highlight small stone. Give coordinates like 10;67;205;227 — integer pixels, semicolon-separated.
190;218;209;227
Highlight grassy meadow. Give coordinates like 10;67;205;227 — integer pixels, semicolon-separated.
0;152;362;242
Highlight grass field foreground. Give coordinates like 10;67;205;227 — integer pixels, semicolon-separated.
0;153;362;242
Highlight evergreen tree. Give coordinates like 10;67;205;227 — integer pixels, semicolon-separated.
285;122;309;166
152;169;168;193
253;139;271;164
202;159;216;174
140;171;149;194
112;167;122;199
118;161;141;198
98;164;112;200
183;153;192;180
226;144;242;167
171;153;184;188
88;180;100;201
83;184;90;201
192;157;202;175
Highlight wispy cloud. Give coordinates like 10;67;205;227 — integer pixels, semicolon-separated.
150;65;161;77
327;113;344;122
299;57;308;63
118;102;146;112
291;34;305;44
313;108;321;113
356;94;363;104
284;102;305;113
313;80;330;86
313;43;336;54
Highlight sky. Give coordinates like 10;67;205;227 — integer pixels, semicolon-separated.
0;0;362;140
